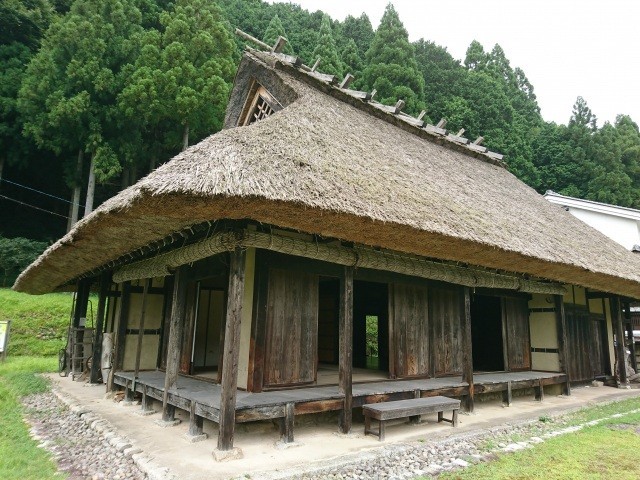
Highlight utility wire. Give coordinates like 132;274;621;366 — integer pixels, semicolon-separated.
0;193;68;219
0;178;84;208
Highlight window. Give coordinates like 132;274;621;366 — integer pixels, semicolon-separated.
240;83;280;126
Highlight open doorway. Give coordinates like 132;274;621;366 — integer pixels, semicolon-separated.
315;278;389;384
471;295;505;372
354;280;389;377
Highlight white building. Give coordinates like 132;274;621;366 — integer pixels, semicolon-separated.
544;191;640;251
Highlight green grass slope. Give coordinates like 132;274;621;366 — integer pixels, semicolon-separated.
0;289;73;356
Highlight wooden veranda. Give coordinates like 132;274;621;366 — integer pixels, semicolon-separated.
114;370;568;443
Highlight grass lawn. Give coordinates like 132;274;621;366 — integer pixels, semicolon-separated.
0;289;75;478
0;288;74;356
438;402;640;480
0;356;64;480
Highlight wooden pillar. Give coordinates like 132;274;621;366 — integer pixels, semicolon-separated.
90;272;111;383
612;296;629;386
71;279;91;375
624;302;637;373
113;281;131;374
217;247;247;452
502;380;512;406
554;295;571;395
162;265;188;422
133;279;151;380
339;266;354;434
460;287;474;413
72;279;91;328
279;403;295;443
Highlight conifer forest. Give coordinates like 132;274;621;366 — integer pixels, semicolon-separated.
1;1;639;284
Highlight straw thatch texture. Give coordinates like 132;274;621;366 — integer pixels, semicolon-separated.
13;51;640;297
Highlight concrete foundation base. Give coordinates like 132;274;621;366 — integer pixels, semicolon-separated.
154;418;181;428
184;432;208;443
137;409;157;417
212;447;243;462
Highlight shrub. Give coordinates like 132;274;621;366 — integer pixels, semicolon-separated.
0;236;48;287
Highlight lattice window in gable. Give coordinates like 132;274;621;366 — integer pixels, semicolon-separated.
240;83;281;126
249;95;274;124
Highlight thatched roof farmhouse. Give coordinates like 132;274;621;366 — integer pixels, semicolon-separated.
14;42;640;457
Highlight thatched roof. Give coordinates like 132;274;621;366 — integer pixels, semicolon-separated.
14;50;640;298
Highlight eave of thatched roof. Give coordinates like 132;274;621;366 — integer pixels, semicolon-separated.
14;51;640;298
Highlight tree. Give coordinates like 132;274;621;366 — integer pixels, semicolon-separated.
361;3;425;114
311;14;343;77
0;0;57;186
341;38;363;85
464;40;488;70
413;39;464;123
119;0;238;163
263;14;293;54
338;13;374;58
18;0;144;223
570;96;598;131
0;235;47;287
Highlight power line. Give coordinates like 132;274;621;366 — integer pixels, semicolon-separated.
0;193;68;219
0;178;84;208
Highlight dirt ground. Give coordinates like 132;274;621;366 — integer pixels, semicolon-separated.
47;374;640;480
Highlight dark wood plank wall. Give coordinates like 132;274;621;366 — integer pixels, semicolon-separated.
504;297;531;371
589;314;607;377
392;283;430;378
564;305;593;382
264;268;319;387
318;280;339;364
430;287;463;376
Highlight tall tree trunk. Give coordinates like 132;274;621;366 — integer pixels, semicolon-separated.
84;152;95;217
68;149;83;232
0;156;5;191
120;167;130;190
149;156;156;172
182;122;189;151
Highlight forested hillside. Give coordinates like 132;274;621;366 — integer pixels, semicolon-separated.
1;0;639;259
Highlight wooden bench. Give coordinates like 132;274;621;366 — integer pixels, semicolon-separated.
363;396;460;441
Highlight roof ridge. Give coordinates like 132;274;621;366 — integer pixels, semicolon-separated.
234;29;507;169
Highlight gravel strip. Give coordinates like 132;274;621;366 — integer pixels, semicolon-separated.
290;408;640;480
22;390;159;480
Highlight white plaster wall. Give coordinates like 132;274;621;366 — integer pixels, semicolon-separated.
528;294;560;372
569;207;640;250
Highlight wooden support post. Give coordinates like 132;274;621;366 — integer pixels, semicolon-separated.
133;279;151;380
612;296;629;386
554;295;571;395
339;266;354;434
90;272;110;384
140;384;155;415
162;265;188;423
216;247;247;453
113;281;131;376
188;402;204;435
72;279;91;328
624;302;637;373
71;279;91;376
124;379;134;402
460;287;474;413
279;403;295;443
535;379;544;402
185;401;207;442
502;380;512;406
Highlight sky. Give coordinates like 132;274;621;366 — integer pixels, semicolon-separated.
269;0;640;127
